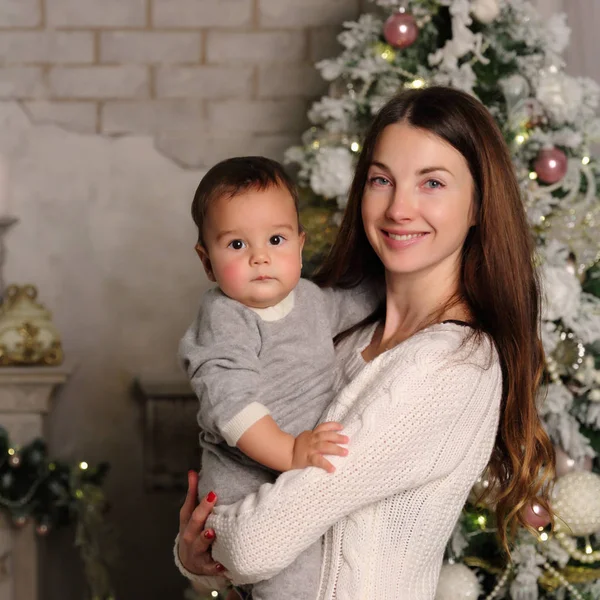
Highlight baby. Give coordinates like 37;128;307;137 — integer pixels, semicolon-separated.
176;156;377;599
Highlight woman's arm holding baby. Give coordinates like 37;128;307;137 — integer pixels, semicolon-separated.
205;332;501;584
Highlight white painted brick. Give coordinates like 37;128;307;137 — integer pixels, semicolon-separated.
155;66;252;99
0;32;94;64
0;67;44;98
309;28;343;62
49;66;149;99
0;0;41;27
156;131;298;168
206;32;305;64
258;65;325;98
259;0;359;27
101;32;200;64
206;99;307;134
152;0;252;27
101;100;204;135
23;101;97;133
47;0;147;27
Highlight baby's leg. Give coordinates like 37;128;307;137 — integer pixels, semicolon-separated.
250;539;323;600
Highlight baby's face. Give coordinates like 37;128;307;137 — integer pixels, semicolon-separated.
198;185;304;308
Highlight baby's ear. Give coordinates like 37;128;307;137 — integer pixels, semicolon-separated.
195;244;216;282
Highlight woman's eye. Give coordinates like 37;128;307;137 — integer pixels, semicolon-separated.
369;176;390;186
424;179;443;189
228;239;246;250
269;235;285;246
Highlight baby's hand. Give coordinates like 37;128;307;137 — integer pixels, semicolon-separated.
291;422;349;473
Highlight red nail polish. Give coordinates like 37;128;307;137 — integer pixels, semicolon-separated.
215;563;225;572
204;529;215;540
206;491;216;503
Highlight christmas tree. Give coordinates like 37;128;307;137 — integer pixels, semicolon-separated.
285;1;600;598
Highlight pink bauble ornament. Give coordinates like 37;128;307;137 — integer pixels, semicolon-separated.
555;446;576;477
522;502;551;530
555;446;593;477
383;12;419;49
534;147;568;184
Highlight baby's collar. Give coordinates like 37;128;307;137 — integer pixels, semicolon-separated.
248;290;295;322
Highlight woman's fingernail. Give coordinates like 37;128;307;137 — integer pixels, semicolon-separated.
215;563;225;572
203;529;215;540
206;491;217;503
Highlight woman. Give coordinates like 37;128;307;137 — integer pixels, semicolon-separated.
175;86;555;598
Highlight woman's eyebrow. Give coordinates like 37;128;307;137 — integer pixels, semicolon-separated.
369;160;392;172
417;166;453;175
370;162;453;176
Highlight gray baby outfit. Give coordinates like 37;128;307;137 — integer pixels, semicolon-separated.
179;278;376;600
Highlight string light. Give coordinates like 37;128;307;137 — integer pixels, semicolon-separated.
515;133;527;145
582;156;590;165
529;171;538;180
477;515;487;528
350;141;360;152
410;79;425;89
79;461;89;470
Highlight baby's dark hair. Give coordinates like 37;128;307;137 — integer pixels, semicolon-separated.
191;156;301;245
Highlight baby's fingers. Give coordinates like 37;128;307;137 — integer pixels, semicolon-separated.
320;432;349;445
317;442;349;457
310;453;336;473
314;421;344;433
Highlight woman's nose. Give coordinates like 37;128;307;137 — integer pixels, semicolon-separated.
386;189;417;221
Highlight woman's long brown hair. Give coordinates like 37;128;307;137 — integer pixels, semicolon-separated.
313;86;556;556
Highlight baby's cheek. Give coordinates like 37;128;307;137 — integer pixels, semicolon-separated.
218;260;246;293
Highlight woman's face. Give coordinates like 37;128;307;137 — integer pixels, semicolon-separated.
361;122;475;283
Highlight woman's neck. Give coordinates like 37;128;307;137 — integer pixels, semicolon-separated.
378;266;468;350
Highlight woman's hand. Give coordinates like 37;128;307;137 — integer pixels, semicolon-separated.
177;470;227;577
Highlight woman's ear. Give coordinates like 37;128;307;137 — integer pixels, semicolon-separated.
195;243;216;282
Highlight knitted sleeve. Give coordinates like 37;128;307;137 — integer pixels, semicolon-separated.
318;282;381;337
206;332;501;584
179;290;266;446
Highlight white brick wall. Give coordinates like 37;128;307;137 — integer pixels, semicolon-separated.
0;32;94;64
0;0;359;167
0;0;41;27
47;0;147;27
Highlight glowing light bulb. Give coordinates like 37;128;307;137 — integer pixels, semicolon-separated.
582;156;590;165
79;461;88;470
529;172;538;180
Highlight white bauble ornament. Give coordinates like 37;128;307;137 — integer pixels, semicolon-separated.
470;0;500;24
435;563;481;600
552;471;600;536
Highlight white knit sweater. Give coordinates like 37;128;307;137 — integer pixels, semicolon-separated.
206;322;502;599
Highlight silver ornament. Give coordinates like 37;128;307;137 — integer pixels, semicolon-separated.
552;471;600;536
435;563;481;600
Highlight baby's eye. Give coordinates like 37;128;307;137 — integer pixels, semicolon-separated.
228;239;246;250
269;235;286;246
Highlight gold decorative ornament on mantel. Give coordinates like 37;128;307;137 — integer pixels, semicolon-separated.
0;284;63;366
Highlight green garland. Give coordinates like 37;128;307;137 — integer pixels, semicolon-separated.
0;426;115;600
